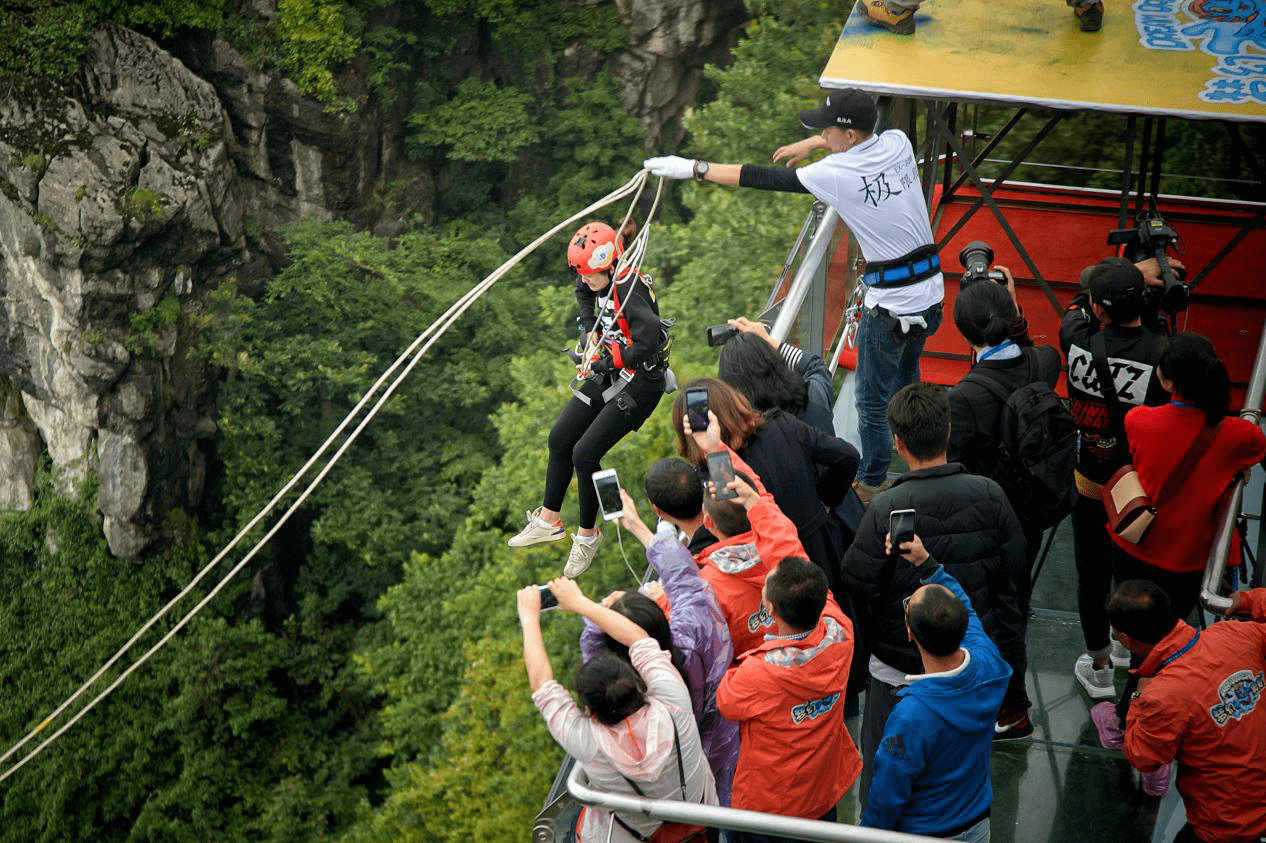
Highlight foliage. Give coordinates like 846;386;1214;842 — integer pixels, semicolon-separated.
276;0;361;108
408;79;542;163
0;2;89;83
125;289;180;356
0;466;378;842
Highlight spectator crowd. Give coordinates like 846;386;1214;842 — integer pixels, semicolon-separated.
512;88;1266;843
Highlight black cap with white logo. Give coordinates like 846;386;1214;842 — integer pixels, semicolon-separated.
798;88;878;133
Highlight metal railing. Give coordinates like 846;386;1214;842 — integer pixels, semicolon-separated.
1200;319;1266;613
567;765;949;843
769;206;840;345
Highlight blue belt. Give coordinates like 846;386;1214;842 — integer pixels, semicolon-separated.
864;253;941;288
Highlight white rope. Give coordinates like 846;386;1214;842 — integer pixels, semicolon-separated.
0;170;653;784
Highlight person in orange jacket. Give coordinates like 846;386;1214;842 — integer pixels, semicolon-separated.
1109;581;1266;842
681;410;810;658
716;556;860;841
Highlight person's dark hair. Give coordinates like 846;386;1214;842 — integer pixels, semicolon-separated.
718;334;807;416
1159;333;1230;427
644;458;704;520
575;654;647;726
953;281;1016;348
603;591;688;682
1107;580;1179;645
906;584;968;657
671;378;764;466
701;468;757;538
887;383;950;460
765;557;828;631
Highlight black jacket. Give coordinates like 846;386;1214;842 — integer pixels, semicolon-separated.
947;344;1063;479
1058;291;1167;484
575;273;665;382
838;463;1026;677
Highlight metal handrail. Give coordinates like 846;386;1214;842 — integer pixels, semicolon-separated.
770;206;841;344
1200;319;1266;613
567;765;947;843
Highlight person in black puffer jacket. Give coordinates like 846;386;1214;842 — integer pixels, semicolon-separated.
840;383;1026;805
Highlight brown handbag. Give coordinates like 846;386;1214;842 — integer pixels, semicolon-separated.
1101;424;1219;544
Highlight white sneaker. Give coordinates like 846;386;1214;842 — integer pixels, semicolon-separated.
1075;653;1116;699
564;530;603;577
507;508;566;547
1110;640;1132;669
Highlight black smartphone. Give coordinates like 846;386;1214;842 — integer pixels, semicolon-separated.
592;468;624;521
685;388;709;431
889;508;916;552
539;585;558;611
706;450;738;501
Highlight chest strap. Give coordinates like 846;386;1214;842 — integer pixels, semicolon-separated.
864;244;941;288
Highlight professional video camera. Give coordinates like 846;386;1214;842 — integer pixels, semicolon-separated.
958;240;1007;286
1107;212;1188;314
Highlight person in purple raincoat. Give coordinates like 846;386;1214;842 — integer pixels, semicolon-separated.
579;488;739;805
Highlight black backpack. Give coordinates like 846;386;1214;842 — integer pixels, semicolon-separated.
961;351;1077;530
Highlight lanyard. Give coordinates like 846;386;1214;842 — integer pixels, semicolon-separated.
976;339;1015;363
1170;400;1196;409
1159;630;1199;671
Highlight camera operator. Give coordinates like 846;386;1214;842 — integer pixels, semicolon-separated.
717;316;836;436
1061;256;1179;703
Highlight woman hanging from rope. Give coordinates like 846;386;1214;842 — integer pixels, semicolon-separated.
508;221;671;577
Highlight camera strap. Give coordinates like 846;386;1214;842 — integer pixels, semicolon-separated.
863;244;940;288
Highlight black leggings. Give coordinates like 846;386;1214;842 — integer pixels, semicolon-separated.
543;376;662;530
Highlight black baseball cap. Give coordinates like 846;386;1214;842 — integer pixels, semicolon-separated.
798;88;878;133
1086;257;1145;307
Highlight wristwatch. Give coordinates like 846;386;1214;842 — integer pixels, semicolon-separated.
692;159;710;183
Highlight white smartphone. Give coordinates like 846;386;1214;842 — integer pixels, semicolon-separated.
592;468;624;521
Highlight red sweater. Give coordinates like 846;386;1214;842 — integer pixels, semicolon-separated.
1109;403;1266;572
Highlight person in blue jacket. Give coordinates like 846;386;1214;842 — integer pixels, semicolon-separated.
861;531;1012;842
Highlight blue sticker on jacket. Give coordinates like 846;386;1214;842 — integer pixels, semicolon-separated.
791;692;840;725
1209;669;1265;727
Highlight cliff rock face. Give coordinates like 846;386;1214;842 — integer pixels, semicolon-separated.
0;25;242;556
617;0;746;150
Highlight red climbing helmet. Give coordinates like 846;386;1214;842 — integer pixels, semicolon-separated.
567;222;623;276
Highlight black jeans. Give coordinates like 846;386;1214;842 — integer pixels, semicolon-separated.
1073;492;1114;654
543;375;661;529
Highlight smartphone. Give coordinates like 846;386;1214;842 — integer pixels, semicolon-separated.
706;450;738;501
685;388;709;431
889;508;916;552
592;468;624;521
539;585;559;611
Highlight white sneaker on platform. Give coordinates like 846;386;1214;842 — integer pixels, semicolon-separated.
1075;653;1116;699
564;530;603;577
507;508;565;547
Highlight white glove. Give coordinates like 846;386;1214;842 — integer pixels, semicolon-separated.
643;156;696;180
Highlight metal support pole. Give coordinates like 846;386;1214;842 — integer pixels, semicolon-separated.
1201;320;1266;613
770;207;841;343
568;766;944;843
925;107;1062;315
1118;116;1137;230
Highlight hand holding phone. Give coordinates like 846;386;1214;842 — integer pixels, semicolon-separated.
685;388;709;432
539;585;559;611
706;451;738;501
889;508;916;555
592;468;624;521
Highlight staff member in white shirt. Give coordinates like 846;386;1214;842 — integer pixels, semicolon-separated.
645;88;943;502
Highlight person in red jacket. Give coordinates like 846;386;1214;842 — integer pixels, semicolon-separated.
717;557;860;842
1092;333;1266;782
1109;580;1266;843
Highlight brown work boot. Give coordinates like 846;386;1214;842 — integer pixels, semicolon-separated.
853;478;892;506
862;0;916;34
1075;1;1103;31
